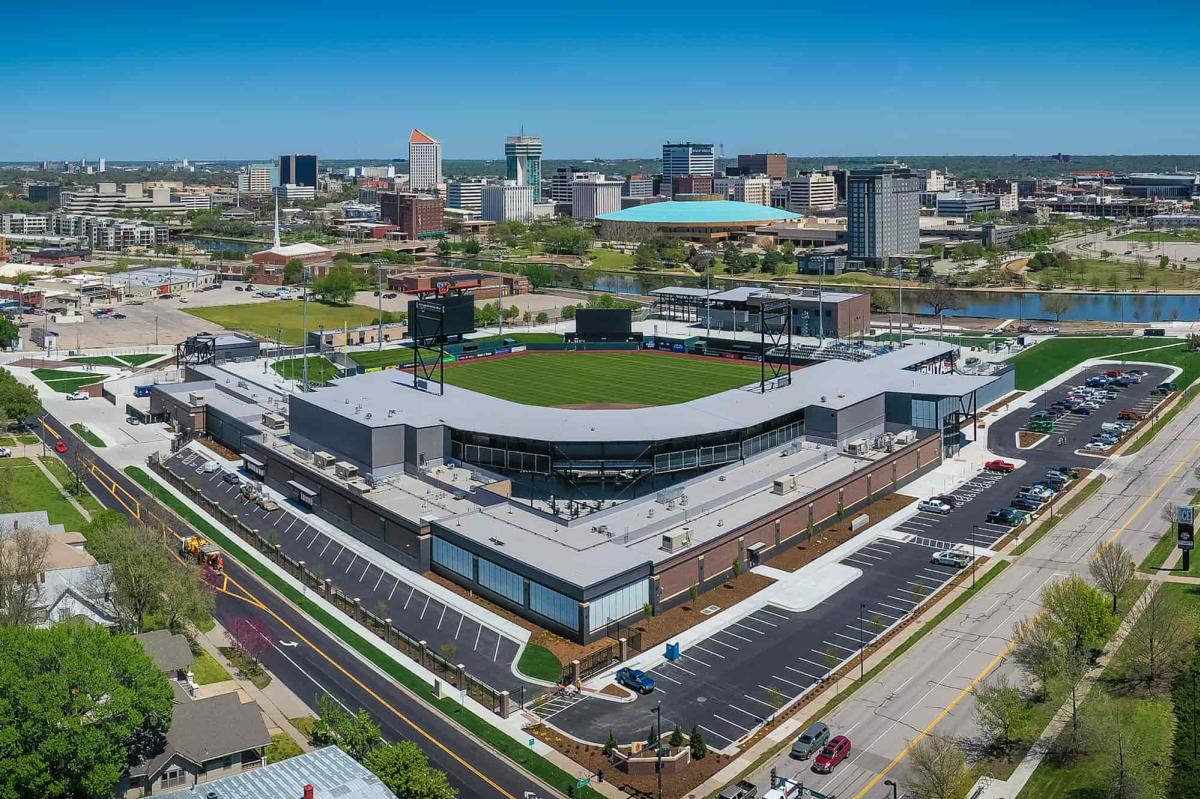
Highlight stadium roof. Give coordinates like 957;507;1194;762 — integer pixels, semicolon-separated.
596;200;800;224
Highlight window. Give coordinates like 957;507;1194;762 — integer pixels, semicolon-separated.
163;767;186;788
529;582;579;630
589;580;649;632
478;558;525;604
432;537;473;579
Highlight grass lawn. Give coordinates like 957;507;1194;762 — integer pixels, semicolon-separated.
70;423;105;448
443;351;765;406
517;644;562;682
187;300;404;344
266;731;304;762
0;458;87;530
467;332;564;346
190;649;232;684
39;456;104;516
120;353;164;366
876;332;1013;348
31;368;105;393
1017;582;1172;799
270;356;340;383
349;346;442;370
1116;230;1200;244
67;356;127;368
586;249;635;270
1007;337;1183;390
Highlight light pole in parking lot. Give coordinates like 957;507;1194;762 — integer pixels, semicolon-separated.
858;602;866;680
652;700;663;799
970;525;980;589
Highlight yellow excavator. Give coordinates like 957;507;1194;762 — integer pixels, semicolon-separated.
180;534;225;571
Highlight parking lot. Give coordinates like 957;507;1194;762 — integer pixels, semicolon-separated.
166;448;532;694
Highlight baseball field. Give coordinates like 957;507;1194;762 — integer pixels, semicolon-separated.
441;350;767;407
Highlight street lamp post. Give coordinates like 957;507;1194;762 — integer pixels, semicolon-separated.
884;778;899;799
970;525;980;589
653;701;663;799
858;602;866;680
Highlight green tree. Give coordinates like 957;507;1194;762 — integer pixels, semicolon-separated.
689;725;707;759
243;263;258;281
88;522;174;633
535;311;549;324
633;241;660;271
311;264;358;305
543;226;594;255
493;221;527;247
364;741;456;799
561;304;577;319
0;368;41;420
1042;574;1117;652
972;675;1033;754
463;239;482;256
603;730;617;758
522;263;556;290
310;694;381;762
436;239;452;256
0;623;173;799
1041;293;1074;323
283;258;304;285
669;724;686;747
1088;541;1135;614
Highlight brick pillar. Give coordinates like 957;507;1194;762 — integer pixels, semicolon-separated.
355;598;363;621
273;543;281;564
419;640;428;668
323;578;332;598
697;555;705;587
499;690;511;719
384;618;392;644
774;519;781;547
456;663;466;691
578;602;590;642
569;659;581;686
619;637;628;661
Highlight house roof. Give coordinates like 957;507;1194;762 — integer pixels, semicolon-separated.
410;128;439;144
132;692;270;779
135;630;195;674
162;746;393;799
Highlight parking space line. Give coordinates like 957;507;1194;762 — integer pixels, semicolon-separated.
724;704;760;719
871;539;900;550
869;607;903;620
494;636;502;661
706;635;741;650
787;664;821;680
373;571;384;592
732;622;766;636
474;625;482;651
692;644;726;660
772;674;805;689
420;595;431;619
437;605;446;629
330;546;343;566
696;724;737;746
403;586;415;609
834;632;863;644
886;595;915;606
859;547;895;558
285;517;298;535
295;524;308;540
649;670;681;685
894;587;924;598
843;557;877;568
455;615;463;639
387;579;398;601
681;653;711;668
663;661;697;676
758;608;790;621
360;562;370;582
744;614;778;628
923;567;954;578
344;554;357;573
849;550;882;561
823;640;857;653
742;694;776;709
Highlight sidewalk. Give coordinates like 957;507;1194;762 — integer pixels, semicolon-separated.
195;621;315;753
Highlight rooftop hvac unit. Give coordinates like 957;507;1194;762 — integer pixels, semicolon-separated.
894;429;917;445
347;478;372;496
772;474;798;495
188;391;207;405
292;447;313;461
846;439;870;457
313;451;336;469
334;461;359;480
660;528;693;554
261;412;286;430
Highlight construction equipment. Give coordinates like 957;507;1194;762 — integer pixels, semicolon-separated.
180;535;225;571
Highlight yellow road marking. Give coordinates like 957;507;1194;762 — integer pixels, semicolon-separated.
852;433;1200;799
219;570;520;799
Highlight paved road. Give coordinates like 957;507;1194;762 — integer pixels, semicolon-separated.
35;414;558;799
735;363;1191;799
543;365;1175;750
164;448;532;695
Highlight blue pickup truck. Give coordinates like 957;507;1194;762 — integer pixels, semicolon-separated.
616;667;656;694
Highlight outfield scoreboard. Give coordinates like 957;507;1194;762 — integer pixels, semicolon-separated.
408;295;475;343
575;308;632;340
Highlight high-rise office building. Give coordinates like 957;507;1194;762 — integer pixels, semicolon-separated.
786;173;838;213
446;180;489;213
505;136;542;196
278;154;319;188
624;175;659;198
571;177;624;221
408;130;442;191
237;163;279;193
481;182;535;223
847;163;920;267
715;175;773;206
661;142;715;197
737;153;788;181
380;192;445;239
27;182;62;207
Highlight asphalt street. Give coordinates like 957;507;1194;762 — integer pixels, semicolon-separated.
165;448;531;695
35;414;558;799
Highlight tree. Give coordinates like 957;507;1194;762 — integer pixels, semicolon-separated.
1058;637;1092;734
535;311;549;324
1041;293;1074;323
1121;586;1194;692
972;675;1032;754
243;263;258;281
283;258;304;285
905;735;971;799
916;286;961;317
159;561;214;634
689;725;707;759
0;368;41;421
1159;254;1170;269
522;263;556;290
633;241;660;271
761;247;785;275
493;221;527;247
1042;574;1117;653
1012;616;1061;701
603;730;617;758
0;316;18;349
646;726;658;747
0;623;173;799
1089;541;1135;614
435;239;452;256
1132;256;1148;280
1085;696;1152;799
310;694;382;762
91;523;173;633
228;616;272;666
364;741;456;799
311;263;358;305
543;226;594;255
463;239;482;256
0;523;48;625
870;289;894;313
669;724;686;747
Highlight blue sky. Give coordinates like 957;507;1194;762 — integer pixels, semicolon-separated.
5;0;1199;160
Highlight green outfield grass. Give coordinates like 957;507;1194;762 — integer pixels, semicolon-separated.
270;356;340;383
31;368;105;393
442;350;765;406
350;346;440;370
187;300;404;344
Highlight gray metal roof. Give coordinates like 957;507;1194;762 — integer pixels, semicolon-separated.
162;746;393;799
134;630;194;673
650;286;720;298
292;341;993;444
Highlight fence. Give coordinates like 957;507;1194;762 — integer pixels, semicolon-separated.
146;455;506;715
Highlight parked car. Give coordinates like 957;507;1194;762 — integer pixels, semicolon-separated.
1104;369;1122;378
0;447;10;458
717;781;758;799
812;736;852;774
1011;497;1043;512
615;667;655;694
256;496;280;512
985;459;1015;473
222;472;241;485
1020;485;1053;500
931;494;959;509
1084;441;1111;452
987;508;1022;525
201;460;221;474
1072;405;1094;415
1156;382;1179;394
918;499;952;515
790;722;831;760
66;391;88;401
1118;409;1145;421
932;550;971;568
112;312;126;319
54;440;68;454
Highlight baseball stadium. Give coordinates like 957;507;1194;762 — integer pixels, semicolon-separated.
155;292;1015;642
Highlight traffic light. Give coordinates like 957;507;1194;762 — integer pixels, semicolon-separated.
770;767;777;788
568;786;575;799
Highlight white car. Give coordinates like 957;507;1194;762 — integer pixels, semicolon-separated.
932;550;971;568
1084;441;1111;452
201;460;221;474
66;391;88;401
918;499;952;515
0;447;11;458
